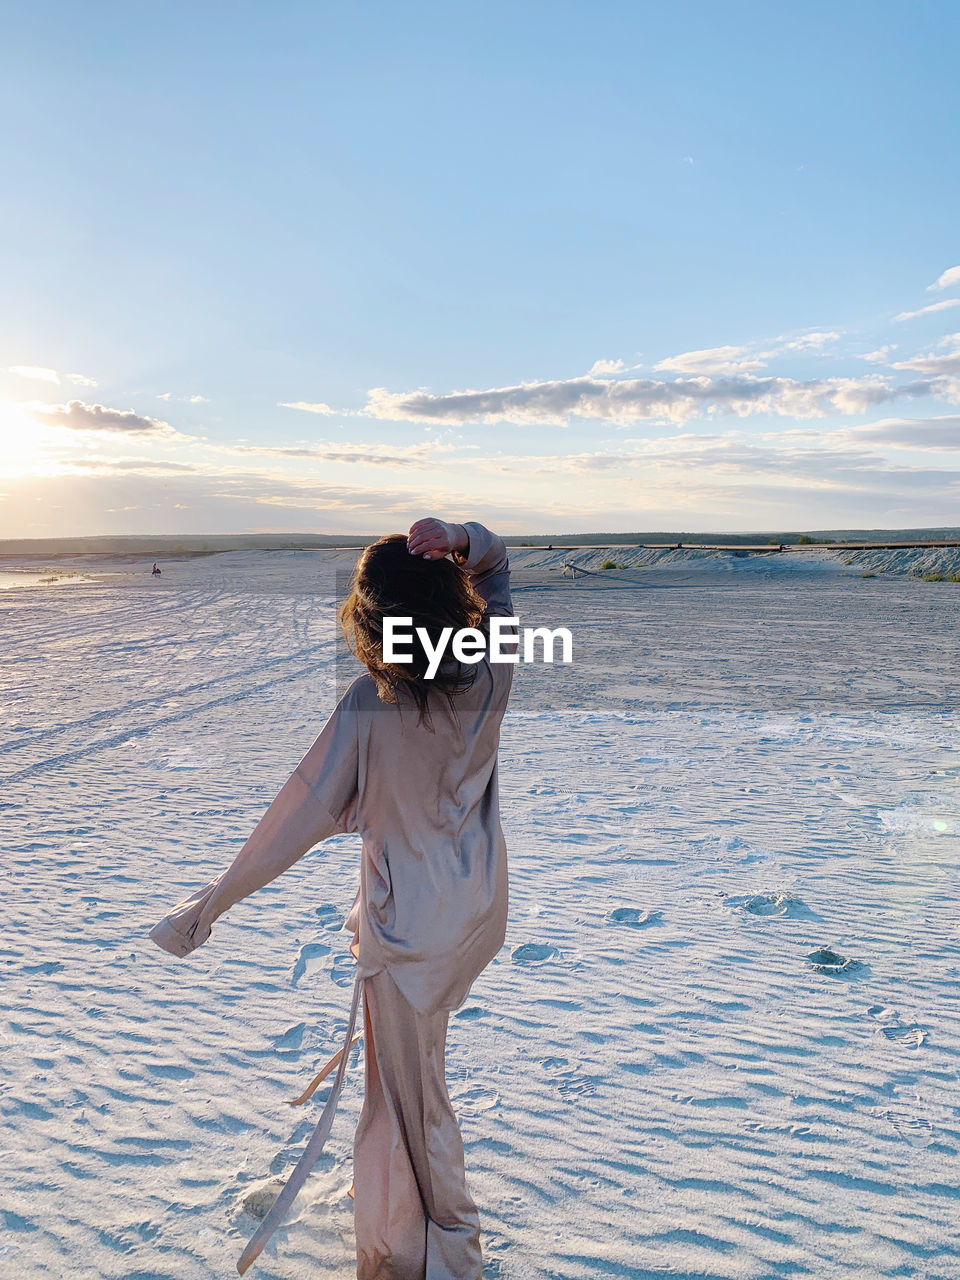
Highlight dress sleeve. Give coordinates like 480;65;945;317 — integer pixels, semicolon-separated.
455;521;513;618
148;691;360;959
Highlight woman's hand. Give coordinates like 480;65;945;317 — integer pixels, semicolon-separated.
406;518;469;560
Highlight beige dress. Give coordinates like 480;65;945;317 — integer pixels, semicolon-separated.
149;523;513;1279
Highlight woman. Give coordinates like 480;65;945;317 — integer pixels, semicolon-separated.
149;517;513;1279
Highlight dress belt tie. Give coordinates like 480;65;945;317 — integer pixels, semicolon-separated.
237;970;363;1275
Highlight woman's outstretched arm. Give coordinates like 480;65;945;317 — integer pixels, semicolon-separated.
148;690;359;958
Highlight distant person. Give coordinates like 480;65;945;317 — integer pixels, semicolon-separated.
151;562;161;575
149;517;513;1280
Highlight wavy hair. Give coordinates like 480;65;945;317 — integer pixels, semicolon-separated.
338;534;486;727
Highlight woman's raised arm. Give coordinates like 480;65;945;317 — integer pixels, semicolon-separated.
406;517;513;618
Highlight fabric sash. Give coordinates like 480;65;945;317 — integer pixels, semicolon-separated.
236;971;363;1275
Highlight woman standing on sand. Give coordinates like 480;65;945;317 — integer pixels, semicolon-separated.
149;517;513;1280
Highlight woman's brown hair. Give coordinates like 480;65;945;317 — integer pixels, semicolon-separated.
338;534;487;727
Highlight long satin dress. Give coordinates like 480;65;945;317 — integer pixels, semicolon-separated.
149;523;513;1279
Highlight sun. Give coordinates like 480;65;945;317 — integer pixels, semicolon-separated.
0;401;66;477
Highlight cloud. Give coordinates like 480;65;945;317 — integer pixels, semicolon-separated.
67;457;202;473
463;434;960;506
849;415;960;452
188;394;209;403
654;345;768;375
7;365;97;387
927;266;960;292
29;399;177;436
778;331;842;351
893;298;960;322
364;371;955;427
228;443;426;468
279;401;336;415
215;437;469;470
891;335;960;376
588;358;626;376
9;365;60;384
858;346;897;364
0;467;552;538
654;331;840;376
8;421;960;537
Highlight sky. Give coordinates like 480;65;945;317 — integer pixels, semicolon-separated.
1;0;959;538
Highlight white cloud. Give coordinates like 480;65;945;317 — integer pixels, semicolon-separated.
927;266;960;292
7;365;97;387
849;415;960;451
213;435;474;470
654;345;768;375
29;399;178;436
858;346;897;364
9;365;61;384
364;371;956;428
188;394;209;403
67;457;202;473
778;331;842;351
459;433;960;504
654;331;840;376
279;400;336;415
226;442;428;468
891;335;960;376
588;358;626;376
893;298;960;322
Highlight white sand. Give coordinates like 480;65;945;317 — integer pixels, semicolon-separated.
2;549;960;1278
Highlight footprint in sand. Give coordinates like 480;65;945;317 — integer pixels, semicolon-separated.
482;1259;507;1279
874;1105;935;1147
314;902;345;931
867;1004;926;1050
539;1056;595;1098
450;1083;500;1115
511;942;558;964
330;952;356;987
722;892;815;919
238;1178;284;1221
607;907;662;928
270;1022;306;1052
804;947;864;977
291;941;330;988
454;1005;487;1021
867;1004;898;1022
884;1026;926;1049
